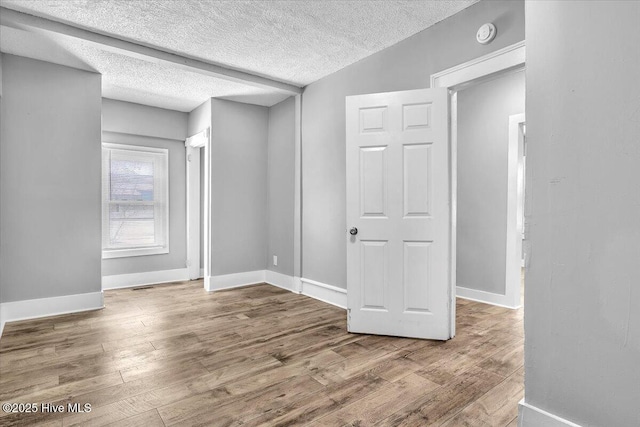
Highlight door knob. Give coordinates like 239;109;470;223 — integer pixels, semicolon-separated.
349;227;358;236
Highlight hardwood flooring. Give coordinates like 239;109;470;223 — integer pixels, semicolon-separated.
0;281;524;426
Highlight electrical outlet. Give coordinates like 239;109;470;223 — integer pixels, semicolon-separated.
273;255;278;266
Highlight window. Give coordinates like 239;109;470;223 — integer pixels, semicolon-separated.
102;143;169;258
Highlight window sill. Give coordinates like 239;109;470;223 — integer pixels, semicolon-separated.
102;246;169;259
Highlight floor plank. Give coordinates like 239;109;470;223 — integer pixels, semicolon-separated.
0;280;524;426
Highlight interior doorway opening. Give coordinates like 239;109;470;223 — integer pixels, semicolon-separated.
185;128;211;286
431;41;526;329
455;71;525;308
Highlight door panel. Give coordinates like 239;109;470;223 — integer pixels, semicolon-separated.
403;241;432;313
361;240;389;310
360;147;388;217
403;144;432;217
346;88;452;340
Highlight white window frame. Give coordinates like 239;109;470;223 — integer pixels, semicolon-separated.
102;143;169;259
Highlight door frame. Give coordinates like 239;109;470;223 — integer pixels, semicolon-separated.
507;113;526;308
185;128;211;286
430;41;525;316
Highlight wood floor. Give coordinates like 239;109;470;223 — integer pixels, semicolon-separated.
0;281;523;426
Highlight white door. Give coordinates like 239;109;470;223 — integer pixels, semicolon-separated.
346;88;453;340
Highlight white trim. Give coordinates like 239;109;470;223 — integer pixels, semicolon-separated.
293;276;303;294
205;270;266;292
102;246;169;259
506;114;526;309
186;128;209;148
199;268;205;278
0;8;301;95
203;271;346;309
449;92;457;337
265;270;296;292
0;292;104;338
203;139;212;291
102;142;168;154
102;268;189;290
456;286;521;309
101;142;170;259
300;278;347;309
185;130;205;280
186;126;212;291
430;41;525;89
293;94;303;281
204;275;213;291
518;400;583;427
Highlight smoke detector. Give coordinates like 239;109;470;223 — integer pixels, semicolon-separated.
476;23;497;45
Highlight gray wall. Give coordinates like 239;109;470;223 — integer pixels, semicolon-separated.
0;54;101;302
301;0;525;288
267;97;295;276
210;99;268;275
187;99;211;137
101;99;189;276
457;71;525;295
525;1;640;426
102;98;188;141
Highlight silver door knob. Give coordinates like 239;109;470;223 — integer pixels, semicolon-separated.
349;227;358;236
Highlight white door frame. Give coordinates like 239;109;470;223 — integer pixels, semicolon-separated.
293;94;303;293
185;128;211;286
430;41;525;312
507;113;526;307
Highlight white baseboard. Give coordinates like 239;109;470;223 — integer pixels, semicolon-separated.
293;276;302;293
102;268;190;290
265;270;296;292
203;270;346;309
205;270;266;292
0;291;104;338
456;286;521;309
518;399;582;427
300;277;347;309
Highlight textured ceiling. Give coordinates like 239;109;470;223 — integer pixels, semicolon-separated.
0;25;291;111
0;0;478;111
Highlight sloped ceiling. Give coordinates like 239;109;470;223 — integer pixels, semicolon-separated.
0;0;478;111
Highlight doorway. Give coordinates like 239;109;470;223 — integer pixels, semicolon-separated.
432;41;526;311
456;71;525;308
185;128;211;286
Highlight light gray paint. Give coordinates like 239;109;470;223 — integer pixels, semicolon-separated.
187;99;211;272
102;98;188;141
525;1;640;426
210;99;268;276
301;0;525;288
0;54;101;302
267;97;296;276
101;100;188;277
0;53;3;97
457;71;525;295
187;99;211;137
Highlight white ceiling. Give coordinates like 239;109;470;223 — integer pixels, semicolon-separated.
0;0;478;112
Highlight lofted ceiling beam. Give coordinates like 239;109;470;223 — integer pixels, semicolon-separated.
0;7;303;95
